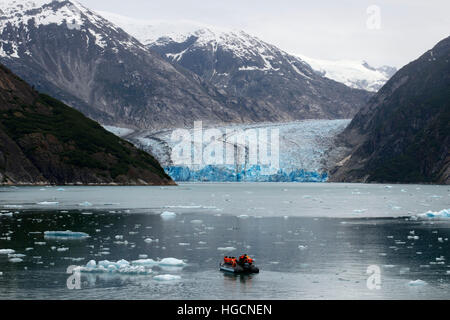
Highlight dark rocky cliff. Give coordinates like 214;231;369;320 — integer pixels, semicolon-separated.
330;36;450;184
0;64;174;185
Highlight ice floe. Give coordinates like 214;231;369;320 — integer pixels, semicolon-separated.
161;211;176;218
74;259;152;275
44;231;90;239
132;257;186;267
217;247;236;252
0;249;15;254
154;274;181;281
408;279;427;286
37;201;59;205
416;208;450;219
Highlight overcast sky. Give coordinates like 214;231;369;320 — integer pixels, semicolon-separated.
78;0;450;68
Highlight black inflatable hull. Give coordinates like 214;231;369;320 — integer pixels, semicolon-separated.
220;263;259;274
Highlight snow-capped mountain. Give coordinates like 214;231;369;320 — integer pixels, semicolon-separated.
99;12;372;120
0;0;258;129
297;55;397;92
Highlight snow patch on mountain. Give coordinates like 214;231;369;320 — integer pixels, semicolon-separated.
0;0;144;58
297;55;396;92
98;11;394;92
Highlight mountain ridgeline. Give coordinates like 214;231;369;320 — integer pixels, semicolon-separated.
0;64;174;185
0;1;371;132
330;36;450;184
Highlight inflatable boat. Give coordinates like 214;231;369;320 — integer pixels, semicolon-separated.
220;255;259;274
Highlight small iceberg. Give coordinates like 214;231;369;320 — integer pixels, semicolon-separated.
154;274;181;281
217;247;236;252
132;257;186;267
408;279;427;286
0;249;15;254
44;231;90;240
144;238;159;243
8;257;23;263
37;201;59;205
79;201;93;207
161;211;176;218
416;208;450;219
75;259;151;275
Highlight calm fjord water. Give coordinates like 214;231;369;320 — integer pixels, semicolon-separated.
0;183;449;299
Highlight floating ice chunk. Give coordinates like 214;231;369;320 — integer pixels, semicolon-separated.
132;257;186;267
9;258;23;263
44;231;89;240
353;209;368;213
298;245;308;250
37;201;59;205
154;274;181;281
217;247;236;252
75;259;152;275
0;212;13;217
0;249;15;254
57;247;69;252
4;205;22;208
159;258;186;266
416;208;450;219
8;253;25;258
408;279;427;286
132;258;157;266
139;254;148;259
0;272;2;276
144;238;159;243
79;201;93;207
57;188;65;191
178;243;190;246
161;211;176;218
115;235;123;240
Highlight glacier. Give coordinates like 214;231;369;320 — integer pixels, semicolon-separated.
165;165;328;182
128;119;350;183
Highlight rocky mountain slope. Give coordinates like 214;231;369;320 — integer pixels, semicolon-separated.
0;0;262;130
0;63;174;185
98;12;373;120
330;36;450;184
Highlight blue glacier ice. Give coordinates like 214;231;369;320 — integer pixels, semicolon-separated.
165;165;328;182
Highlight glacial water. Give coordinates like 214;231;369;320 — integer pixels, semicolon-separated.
0;183;449;299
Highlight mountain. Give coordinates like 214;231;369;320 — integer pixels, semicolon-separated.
0;63;174;185
0;0;263;130
330;36;450;184
99;12;372;120
297;55;397;92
